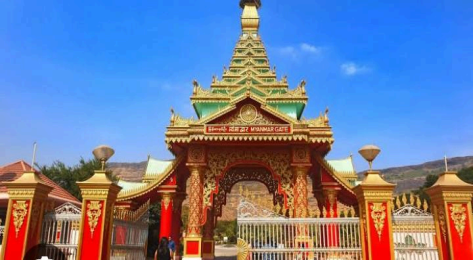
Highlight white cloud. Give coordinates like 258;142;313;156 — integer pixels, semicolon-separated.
275;43;322;58
277;46;297;57
340;62;371;76
300;43;321;54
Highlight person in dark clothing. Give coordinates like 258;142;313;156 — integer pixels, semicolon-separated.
155;237;171;260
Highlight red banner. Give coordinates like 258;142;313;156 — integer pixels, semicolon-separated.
205;124;292;134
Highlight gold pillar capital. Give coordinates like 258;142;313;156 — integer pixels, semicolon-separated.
426;171;473;203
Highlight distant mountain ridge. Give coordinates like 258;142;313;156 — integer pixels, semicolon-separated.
368;156;473;193
109;156;473;193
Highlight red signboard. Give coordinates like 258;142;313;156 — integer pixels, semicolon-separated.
205;124;292;134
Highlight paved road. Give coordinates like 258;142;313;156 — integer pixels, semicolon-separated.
215;244;237;259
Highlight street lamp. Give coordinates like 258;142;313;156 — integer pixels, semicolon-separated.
92;145;115;171
358;144;381;171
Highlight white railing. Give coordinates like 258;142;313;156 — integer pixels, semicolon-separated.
40;202;82;260
238;217;362;260
392;204;438;260
393;215;438;260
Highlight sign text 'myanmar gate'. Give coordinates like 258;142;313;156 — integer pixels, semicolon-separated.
205;124;292;134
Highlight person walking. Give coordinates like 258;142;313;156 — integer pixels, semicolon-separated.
168;236;176;259
155;237;171;260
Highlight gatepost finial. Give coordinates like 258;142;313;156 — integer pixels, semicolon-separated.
444;155;448;172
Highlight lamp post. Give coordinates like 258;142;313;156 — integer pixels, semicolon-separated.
358;145;381;171
76;145;122;260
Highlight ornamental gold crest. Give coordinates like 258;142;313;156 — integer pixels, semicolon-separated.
240;104;258;123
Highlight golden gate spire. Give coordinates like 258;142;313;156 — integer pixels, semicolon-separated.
240;0;261;32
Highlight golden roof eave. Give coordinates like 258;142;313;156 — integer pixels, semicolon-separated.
116;154;184;201
315;156;357;195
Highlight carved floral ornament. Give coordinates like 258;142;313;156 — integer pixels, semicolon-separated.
87;201;103;238
12;201;29;238
449;204;467;243
434;205;448;242
370;203;387;240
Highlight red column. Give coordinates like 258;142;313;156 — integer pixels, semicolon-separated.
76;170;122;260
183;165;205;259
1;171;52;260
172;194;185;260
353;171;395;260
323;188;340;247
160;193;173;239
426;170;473;260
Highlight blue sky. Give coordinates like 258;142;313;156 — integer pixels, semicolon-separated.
1;0;472;171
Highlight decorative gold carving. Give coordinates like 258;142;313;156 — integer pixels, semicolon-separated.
162;194;172;210
12;201;28;238
240;104;258;123
86;201;102;238
449;204;467;243
292;146;310;163
217;106;277;125
293;167;308;218
442;193;473;199
237;238;249;260
187;167;203;237
8;190;35;196
436;205;447;242
370;203;387;240
325;190;337;218
29;201;41;237
188;145;206;163
203;148;293;210
81;189;109;197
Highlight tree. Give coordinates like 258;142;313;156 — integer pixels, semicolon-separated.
38;158;114;200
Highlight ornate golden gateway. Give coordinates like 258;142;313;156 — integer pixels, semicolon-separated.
12;200;29;238
204;148;293;210
370;203;386;240
449;204;467;243
87;201;102;238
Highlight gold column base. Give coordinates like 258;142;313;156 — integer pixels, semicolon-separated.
183;237;203;259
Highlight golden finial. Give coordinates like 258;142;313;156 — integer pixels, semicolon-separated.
416;196;422;208
31;142;37;171
315;209;321;218
240;0;260;31
282;75;288;84
444;155;449;172
275;203;281;214
349;207;356;217
423;200;429;212
240;0;261;9
401;193;407;206
395;196;401;210
409;192;415;204
244;187;249;198
322;207;328;218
